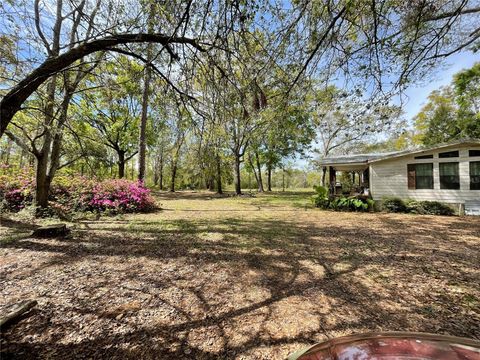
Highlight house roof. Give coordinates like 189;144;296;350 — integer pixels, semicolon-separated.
319;152;399;166
318;139;480;167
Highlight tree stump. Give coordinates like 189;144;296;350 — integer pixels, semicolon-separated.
32;224;69;238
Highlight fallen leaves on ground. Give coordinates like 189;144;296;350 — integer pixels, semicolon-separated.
1;191;479;359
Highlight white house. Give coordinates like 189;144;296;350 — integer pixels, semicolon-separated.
319;140;480;214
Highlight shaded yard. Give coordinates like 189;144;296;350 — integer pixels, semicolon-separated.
1;191;479;359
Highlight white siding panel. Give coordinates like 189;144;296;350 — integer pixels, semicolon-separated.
371;145;480;203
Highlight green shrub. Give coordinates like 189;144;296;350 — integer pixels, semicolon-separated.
366;198;375;211
312;186;373;212
312;185;329;209
419;201;454;216
382;197;407;213
391;198;454;216
329;197;346;210
405;200;426;214
330;196;371;212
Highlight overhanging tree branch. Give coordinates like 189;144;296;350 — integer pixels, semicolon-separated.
426;6;480;21
0;33;205;137
288;6;347;92
106;47;195;100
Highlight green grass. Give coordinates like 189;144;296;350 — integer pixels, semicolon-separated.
0;230;32;244
248;191;315;208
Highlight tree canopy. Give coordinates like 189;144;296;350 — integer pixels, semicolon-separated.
414;62;480;145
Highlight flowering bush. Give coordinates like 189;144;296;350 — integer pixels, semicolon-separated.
50;174;96;212
0;165;155;215
0;165;34;212
88;179;155;213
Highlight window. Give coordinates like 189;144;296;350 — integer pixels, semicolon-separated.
407;163;433;189
469;150;480;157
414;154;433;159
439;162;460;190
439;150;459;158
471;162;480;190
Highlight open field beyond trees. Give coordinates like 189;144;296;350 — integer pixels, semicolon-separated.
1;191;479;359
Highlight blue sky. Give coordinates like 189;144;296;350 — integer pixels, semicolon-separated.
401;51;480;123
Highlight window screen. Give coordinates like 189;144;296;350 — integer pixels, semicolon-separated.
439;162;460;190
415;163;434;189
471;161;480;190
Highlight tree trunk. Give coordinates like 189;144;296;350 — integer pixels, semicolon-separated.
34;73;57;210
248;154;260;191
34;153;53;211
170;162;177;192
138;42;152;181
159;151;164;190
35;78;76;212
282;168;285;192
169;132;185;192
234;154;241;195
19;149;26;168
35;154;50;210
207;177;214;191
138;74;149;181
216;153;222;194
255;152;264;192
153;149;161;186
137;6;155;182
267;164;272;191
118;151;126;178
46;93;71;184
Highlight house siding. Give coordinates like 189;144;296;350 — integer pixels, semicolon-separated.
370;145;480;203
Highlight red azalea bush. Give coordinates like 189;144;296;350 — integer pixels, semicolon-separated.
0;165;155;214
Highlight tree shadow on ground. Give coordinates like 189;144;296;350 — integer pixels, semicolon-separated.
0;216;38;231
1;213;479;359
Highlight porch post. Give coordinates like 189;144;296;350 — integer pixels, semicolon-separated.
329;166;336;195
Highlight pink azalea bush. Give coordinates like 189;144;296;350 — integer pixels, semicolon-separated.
88;179;155;213
0;165;34;212
0;165;155;214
